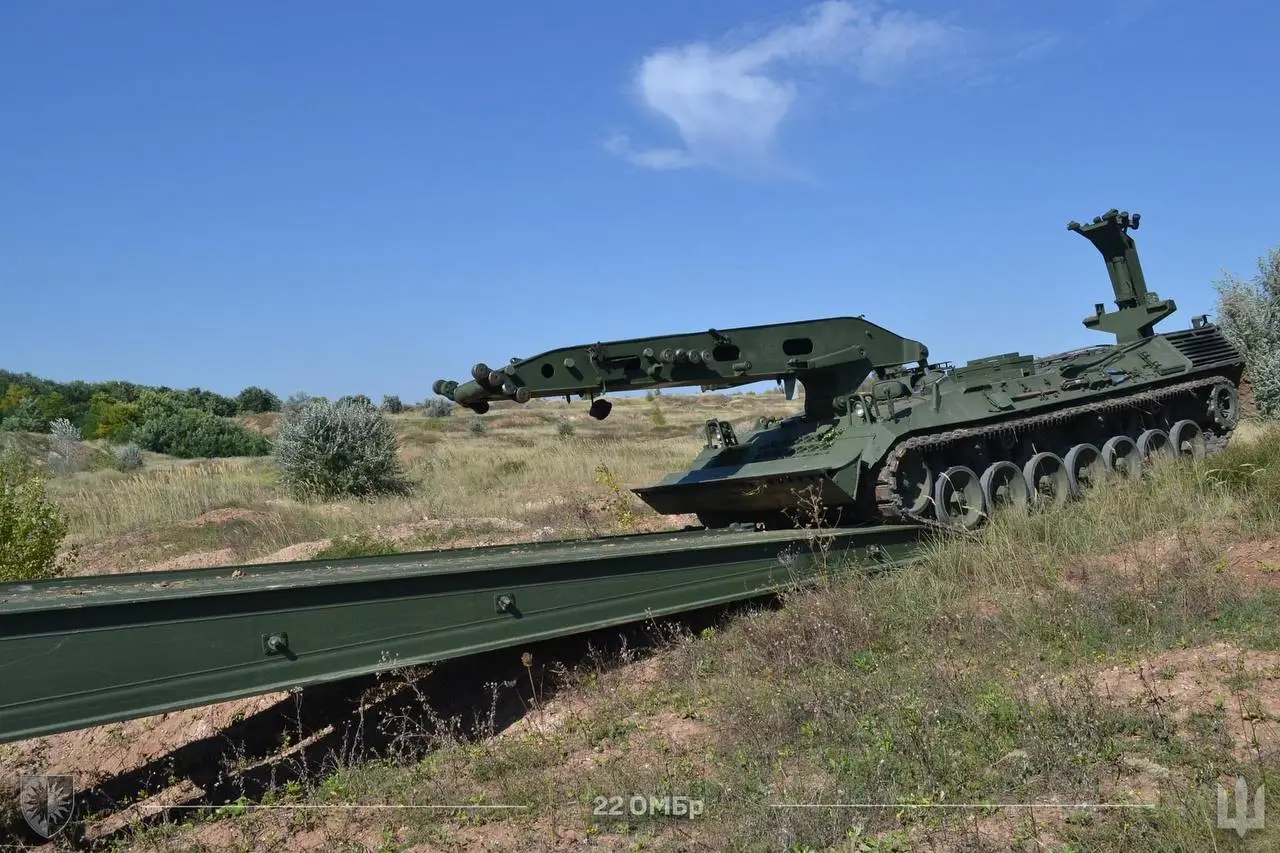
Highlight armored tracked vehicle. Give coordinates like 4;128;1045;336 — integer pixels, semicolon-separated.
433;209;1246;531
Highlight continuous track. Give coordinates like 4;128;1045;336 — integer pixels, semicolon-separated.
874;374;1236;532
0;523;925;745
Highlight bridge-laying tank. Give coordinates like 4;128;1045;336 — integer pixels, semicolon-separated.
433;209;1246;531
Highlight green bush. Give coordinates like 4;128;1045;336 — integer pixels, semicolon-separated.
0;450;74;582
0;397;46;433
131;391;271;459
274;397;411;500
337;394;374;409
0;372;254;436
236;386;282;414
132;411;270;459
0;384;32;420
82;392;141;441
381;394;405;414
35;391;67;421
1215;245;1280;418
176;387;238;417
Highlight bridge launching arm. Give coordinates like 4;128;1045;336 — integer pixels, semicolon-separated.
1069;208;1178;343
432;316;929;421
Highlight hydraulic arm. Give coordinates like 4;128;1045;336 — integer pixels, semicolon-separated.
1070;208;1178;343
433;316;929;420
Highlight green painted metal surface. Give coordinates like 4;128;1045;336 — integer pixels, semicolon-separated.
0;524;924;745
434;208;1248;532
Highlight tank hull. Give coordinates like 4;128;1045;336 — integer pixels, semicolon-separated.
630;323;1247;531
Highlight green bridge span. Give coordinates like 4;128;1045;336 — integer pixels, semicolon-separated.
0;524;926;745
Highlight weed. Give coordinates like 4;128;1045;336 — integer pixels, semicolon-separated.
594;463;638;531
0;448;75;581
315;533;399;559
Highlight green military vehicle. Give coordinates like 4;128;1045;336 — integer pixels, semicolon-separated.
434;209;1246;531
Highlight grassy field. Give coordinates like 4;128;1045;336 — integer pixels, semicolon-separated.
35;391;800;573
2;392;1279;852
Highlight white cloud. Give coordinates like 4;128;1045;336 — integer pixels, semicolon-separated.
603;134;698;171
609;0;969;176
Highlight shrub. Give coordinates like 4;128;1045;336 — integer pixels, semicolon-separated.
35;391;67;422
114;442;144;472
421;397;453;418
47;418;93;474
337;394;374;409
48;417;80;443
179;387;238;417
468;417;487;436
274;397;411;500
0;397;46;433
236;386;282;414
0;383;30;418
556;419;575;438
1215;245;1280;418
0;449;74;582
381;395;405;414
92;399;142;441
132;395;272;459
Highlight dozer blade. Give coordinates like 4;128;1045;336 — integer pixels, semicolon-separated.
633;468;855;517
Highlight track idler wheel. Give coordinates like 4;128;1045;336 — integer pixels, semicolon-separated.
1101;435;1141;479
933;465;984;530
1023;452;1069;508
1137;428;1172;463
1208;382;1239;429
1169;419;1206;460
979;461;1028;515
1064;443;1103;496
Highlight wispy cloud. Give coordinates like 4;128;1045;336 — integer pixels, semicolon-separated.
607;0;1028;177
602;135;699;171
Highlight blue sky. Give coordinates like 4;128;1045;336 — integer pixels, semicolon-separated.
2;1;1276;402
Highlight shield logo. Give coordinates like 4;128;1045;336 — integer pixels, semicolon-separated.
19;774;76;839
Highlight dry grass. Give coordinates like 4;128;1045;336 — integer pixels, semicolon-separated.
39;392;800;570
49;460;280;546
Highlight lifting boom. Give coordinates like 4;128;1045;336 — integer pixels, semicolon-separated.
433;316;929;421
